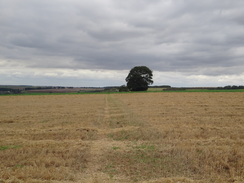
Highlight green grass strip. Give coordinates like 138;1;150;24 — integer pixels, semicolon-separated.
1;89;244;96
0;145;21;151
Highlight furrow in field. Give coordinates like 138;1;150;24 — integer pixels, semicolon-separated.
82;95;140;182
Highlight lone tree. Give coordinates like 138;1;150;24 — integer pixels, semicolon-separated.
126;66;153;91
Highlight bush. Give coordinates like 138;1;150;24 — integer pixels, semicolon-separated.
119;85;129;92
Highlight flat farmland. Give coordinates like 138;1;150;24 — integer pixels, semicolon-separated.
0;93;244;183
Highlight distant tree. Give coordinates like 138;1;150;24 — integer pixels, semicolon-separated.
126;66;153;91
119;85;129;92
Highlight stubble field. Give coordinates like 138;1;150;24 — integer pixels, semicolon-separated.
0;92;244;183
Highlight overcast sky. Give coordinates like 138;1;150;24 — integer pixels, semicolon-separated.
0;0;244;87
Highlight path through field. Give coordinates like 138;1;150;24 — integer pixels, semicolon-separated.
80;95;142;182
0;93;244;183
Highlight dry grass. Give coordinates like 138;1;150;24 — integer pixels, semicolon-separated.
0;93;244;182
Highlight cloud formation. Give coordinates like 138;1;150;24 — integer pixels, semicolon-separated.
0;0;244;86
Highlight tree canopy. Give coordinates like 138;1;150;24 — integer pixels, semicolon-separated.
126;66;153;91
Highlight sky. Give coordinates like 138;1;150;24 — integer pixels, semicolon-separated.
0;0;244;87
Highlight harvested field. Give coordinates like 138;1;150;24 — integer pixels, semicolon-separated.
0;93;244;183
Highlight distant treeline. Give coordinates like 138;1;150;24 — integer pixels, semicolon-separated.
219;85;244;89
149;85;171;88
1;85;243;95
0;88;21;94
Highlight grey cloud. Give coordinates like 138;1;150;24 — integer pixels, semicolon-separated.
0;0;244;79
